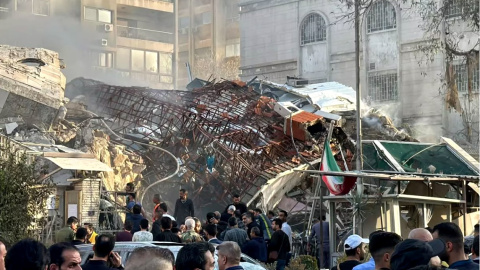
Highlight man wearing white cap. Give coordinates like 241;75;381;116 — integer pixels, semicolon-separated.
331;234;369;270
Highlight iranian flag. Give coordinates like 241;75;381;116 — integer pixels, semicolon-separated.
320;139;357;195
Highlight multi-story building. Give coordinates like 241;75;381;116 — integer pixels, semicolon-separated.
0;0;175;89
176;0;240;88
239;0;479;154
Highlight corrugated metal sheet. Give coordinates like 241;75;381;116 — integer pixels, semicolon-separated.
45;157;112;172
290;111;322;123
261;81;356;111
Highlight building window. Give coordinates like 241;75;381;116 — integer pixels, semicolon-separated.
202;11;212;24
300;13;327;45
445;0;479;18
32;0;49;15
131;49;145;72
84;6;112;23
117;48;160;73
226;44;240;57
179;17;190;29
146;51;159;73
453;63;479;92
366;0;396;33
368;73;398;101
116;48;130;70
91;51;113;68
159;53;172;75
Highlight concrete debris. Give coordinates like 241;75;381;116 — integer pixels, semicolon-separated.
0;45;66;125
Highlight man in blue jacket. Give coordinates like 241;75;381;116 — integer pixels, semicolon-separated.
241;227;267;262
253;208;273;241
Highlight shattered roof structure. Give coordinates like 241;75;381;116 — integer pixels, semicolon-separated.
66;78;338;207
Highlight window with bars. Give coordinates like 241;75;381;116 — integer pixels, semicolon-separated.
366;0;396;33
444;0;479;18
453;63;479;92
368;73;398;101
300;13;327;45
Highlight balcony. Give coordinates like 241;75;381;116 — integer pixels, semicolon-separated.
117;25;173;43
117;25;174;52
116;0;174;13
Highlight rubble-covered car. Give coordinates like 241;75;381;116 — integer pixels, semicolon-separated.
75;242;266;270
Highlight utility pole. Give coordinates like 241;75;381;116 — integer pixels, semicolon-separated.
354;0;364;234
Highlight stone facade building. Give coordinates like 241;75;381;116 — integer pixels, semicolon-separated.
239;0;479;153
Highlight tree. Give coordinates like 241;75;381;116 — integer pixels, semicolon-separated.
192;50;240;81
0;147;53;244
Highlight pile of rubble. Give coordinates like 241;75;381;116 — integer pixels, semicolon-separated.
0;45;420;219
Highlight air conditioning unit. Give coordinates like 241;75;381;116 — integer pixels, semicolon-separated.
369;62;376;70
101;39;108;46
105;24;113;32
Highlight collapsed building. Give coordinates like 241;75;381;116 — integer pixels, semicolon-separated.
0;46;478;252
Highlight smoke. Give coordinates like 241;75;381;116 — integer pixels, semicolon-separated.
0;11;152;87
0;13;89;80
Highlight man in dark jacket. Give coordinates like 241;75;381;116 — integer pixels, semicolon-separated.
151;207;163;239
242;212;259;239
224;194;248;215
174;189;194;225
253;208;273;241
130;204;144;234
155;217;182;243
269;218;291;270
82;234;123;270
242;227;267;262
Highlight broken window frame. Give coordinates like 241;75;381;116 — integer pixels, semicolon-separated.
368;72;398;101
366;0;396;33
84;6;113;24
300;13;327;46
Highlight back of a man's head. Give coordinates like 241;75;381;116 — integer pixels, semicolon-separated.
126;247;175;270
75;227;88;240
94;234;115;258
472;235;479;256
132;204;142;215
369;232;403;263
160;203;168;213
5;239;49;270
124;220;133;231
185;218;195;230
140;219;149;230
432;222;464;252
217;241;241;265
408;228;433;242
49;243;79;268
204;224;217;238
176;242;214;270
161;216;173;230
228;217;237;227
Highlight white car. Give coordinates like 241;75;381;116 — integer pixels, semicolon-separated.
76;241;265;270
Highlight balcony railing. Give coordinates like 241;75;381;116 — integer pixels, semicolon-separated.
117;25;174;44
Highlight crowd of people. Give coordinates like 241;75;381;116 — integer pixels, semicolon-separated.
0;186;478;270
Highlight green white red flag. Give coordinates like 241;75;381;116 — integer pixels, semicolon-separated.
320;139;357;195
